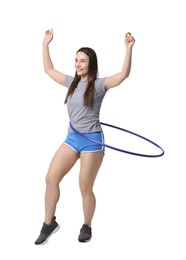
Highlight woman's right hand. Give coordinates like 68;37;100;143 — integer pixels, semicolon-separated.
43;29;54;45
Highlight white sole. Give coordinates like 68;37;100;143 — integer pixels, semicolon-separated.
39;225;60;245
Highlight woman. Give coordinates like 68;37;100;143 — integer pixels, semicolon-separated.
35;29;135;245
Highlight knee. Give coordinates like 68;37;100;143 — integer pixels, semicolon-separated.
45;172;58;186
79;182;92;196
45;173;52;186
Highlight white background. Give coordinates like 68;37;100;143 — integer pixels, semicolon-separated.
0;0;185;259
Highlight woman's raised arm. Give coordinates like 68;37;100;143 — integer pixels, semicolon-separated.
43;29;66;86
105;32;135;90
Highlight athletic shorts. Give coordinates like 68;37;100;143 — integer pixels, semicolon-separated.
64;131;105;154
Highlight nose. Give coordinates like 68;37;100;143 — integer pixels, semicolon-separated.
76;61;81;67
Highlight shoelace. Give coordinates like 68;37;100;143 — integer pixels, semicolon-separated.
81;225;91;234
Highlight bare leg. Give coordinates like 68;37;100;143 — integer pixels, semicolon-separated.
44;144;79;224
79;151;104;227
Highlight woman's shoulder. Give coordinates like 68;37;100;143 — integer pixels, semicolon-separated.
65;75;74;87
95;77;107;93
95;77;106;86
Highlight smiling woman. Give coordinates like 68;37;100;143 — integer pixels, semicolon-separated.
64;47;99;107
75;52;89;78
35;29;135;245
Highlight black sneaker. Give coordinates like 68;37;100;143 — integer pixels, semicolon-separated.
35;216;60;245
78;224;92;242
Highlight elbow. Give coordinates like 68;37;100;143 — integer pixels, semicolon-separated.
44;66;48;74
123;70;130;80
121;73;129;83
44;67;52;76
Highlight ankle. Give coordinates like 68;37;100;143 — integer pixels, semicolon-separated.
84;222;91;228
45;216;55;225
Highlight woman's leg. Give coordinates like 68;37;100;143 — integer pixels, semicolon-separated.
79;151;104;227
44;143;79;224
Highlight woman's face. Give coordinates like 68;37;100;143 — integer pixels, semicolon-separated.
75;51;89;80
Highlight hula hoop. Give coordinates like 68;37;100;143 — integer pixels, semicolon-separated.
70;122;164;158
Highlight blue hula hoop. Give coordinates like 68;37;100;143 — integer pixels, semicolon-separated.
70;122;164;158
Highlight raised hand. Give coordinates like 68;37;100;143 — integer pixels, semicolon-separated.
125;32;135;48
43;29;54;45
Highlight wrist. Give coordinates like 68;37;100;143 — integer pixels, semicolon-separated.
126;46;132;52
43;41;50;47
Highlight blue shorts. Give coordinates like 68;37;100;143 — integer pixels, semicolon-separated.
64;131;105;154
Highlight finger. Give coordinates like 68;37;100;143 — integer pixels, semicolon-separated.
128;35;134;42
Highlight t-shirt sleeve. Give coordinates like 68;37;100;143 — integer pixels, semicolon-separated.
95;78;107;94
65;75;74;88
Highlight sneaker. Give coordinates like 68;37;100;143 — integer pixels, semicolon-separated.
35;216;60;245
78;224;92;242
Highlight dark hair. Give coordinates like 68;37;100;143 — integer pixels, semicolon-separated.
64;47;98;107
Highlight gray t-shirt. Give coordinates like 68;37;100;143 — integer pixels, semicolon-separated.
65;75;107;133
